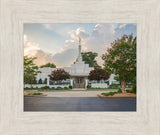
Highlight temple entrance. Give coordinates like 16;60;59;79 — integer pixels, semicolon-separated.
73;77;85;88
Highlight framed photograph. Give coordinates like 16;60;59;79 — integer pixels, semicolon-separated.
24;23;137;112
0;0;160;134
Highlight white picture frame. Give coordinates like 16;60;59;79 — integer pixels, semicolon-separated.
0;0;160;134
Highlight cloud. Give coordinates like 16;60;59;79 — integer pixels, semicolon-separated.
53;49;78;67
24;35;55;66
34;50;54;66
24;24;136;68
24;24;64;54
42;24;75;37
62;24;115;53
24;35;40;56
43;24;52;30
61;39;76;51
59;27;90;52
87;24;115;49
69;27;89;40
115;24;137;38
57;24;116;67
86;24;116;65
24;34;78;67
119;24;127;29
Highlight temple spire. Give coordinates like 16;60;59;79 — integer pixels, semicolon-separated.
77;37;82;62
79;37;81;44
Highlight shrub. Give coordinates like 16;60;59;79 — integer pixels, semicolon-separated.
132;84;136;93
38;78;43;84
117;88;122;93
102;92;117;96
87;85;91;89
126;89;135;94
28;92;43;95
56;86;62;89
126;89;130;93
102;88;122;96
41;86;50;89
108;84;120;89
69;85;72;89
44;78;47;84
64;87;68;89
126;84;132;88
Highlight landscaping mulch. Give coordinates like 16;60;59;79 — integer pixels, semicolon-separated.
24;93;47;96
98;93;136;98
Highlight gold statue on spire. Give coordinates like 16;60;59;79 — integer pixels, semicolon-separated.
79;37;81;44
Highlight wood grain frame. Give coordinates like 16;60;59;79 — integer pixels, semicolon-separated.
0;0;160;134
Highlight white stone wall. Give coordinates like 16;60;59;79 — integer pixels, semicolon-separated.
36;67;65;83
36;67;56;82
91;83;108;88
36;67;119;87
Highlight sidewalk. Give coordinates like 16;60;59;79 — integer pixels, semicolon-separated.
24;89;118;97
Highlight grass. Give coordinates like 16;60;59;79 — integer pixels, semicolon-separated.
102;92;117;96
101;86;136;97
126;89;136;93
126;84;136;94
28;92;43;95
101;88;122;96
87;87;119;90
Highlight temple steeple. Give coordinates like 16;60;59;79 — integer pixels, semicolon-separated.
77;37;82;62
69;37;94;89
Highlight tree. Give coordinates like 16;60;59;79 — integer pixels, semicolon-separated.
33;78;37;84
88;68;110;82
40;62;56;68
81;52;101;68
48;69;70;84
102;34;136;93
44;78;47;84
38;78;42;84
24;56;41;87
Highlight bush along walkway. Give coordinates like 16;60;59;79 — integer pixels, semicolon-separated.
24;85;72;91
98;85;136;98
24;92;47;96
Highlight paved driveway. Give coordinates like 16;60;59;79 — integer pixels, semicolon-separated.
25;89;118;97
24;97;136;111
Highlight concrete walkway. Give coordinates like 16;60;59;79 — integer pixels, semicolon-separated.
25;89;118;97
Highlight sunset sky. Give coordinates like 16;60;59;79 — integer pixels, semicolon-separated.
24;23;136;67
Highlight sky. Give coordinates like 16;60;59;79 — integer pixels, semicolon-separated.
24;23;136;68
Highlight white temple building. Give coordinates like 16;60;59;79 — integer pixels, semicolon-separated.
66;40;94;88
34;38;119;89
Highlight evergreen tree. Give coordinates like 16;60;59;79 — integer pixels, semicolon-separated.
44;78;47;84
38;78;42;84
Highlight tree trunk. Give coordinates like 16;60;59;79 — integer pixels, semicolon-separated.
121;80;126;93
